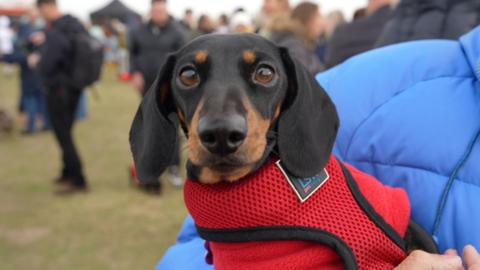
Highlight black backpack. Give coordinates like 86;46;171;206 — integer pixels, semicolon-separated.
68;32;104;90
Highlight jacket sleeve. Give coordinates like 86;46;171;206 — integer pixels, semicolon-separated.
156;216;213;270
128;30;140;73
173;29;186;51
1;48;27;64
38;31;69;79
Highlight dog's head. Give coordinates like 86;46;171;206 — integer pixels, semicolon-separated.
129;33;339;184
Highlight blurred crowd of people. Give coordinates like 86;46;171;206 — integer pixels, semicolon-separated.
0;9;88;137
3;0;478;136
1;0;480;195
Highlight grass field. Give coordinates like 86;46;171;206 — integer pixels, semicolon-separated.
0;67;188;270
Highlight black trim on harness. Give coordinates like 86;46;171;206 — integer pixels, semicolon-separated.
405;220;439;254
197;225;358;270
340;163;407;251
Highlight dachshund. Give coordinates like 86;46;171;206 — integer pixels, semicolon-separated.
129;33;438;269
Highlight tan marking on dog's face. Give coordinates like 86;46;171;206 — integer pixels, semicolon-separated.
243;50;256;64
187;100;205;165
195;51;208;64
239;97;270;166
274;105;281;120
186;96;272;184
199;166;254;184
177;109;186;124
198;168;222;184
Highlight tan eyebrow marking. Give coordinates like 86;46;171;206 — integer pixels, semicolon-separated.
243;50;256;64
195;50;208;64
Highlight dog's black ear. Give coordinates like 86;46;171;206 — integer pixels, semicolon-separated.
129;55;179;184
277;48;339;177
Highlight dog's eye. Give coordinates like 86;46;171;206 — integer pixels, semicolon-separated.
254;65;275;85
179;67;200;87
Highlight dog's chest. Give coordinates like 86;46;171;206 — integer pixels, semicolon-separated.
184;157;409;269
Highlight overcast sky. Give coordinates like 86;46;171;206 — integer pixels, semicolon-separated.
3;0;368;21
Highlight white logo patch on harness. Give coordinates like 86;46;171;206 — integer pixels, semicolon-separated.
276;160;329;203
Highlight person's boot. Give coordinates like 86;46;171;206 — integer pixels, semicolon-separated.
53;176;72;186
55;176;88;195
143;182;162;195
55;182;89;195
129;164;162;195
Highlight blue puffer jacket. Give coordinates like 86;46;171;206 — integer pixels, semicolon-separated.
157;26;480;269
317;26;480;253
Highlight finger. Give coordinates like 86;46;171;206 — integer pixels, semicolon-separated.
419;252;462;270
445;249;458;256
470;265;480;270
432;255;463;270
396;250;463;270
465;245;480;268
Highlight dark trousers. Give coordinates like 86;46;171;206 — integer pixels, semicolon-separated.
23;90;49;132
47;87;86;186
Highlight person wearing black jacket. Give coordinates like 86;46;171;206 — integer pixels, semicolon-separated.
36;0;88;194
129;0;186;96
324;0;393;68
129;0;186;192
376;0;480;47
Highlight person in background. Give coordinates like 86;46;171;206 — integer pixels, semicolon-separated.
35;0;89;194
180;9;194;31
156;25;480;270
376;0;480;47
0;16;15;76
262;0;290;16
315;10;346;63
102;22;119;65
324;0;393;68
229;12;253;33
189;15;215;40
323;10;346;39
255;0;291;36
111;20;130;79
0;9;49;135
88;23;105;40
215;14;230;34
269;1;325;75
0;16;14;56
353;8;367;21
129;0;185;96
129;0;185;192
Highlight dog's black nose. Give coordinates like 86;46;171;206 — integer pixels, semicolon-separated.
198;115;247;156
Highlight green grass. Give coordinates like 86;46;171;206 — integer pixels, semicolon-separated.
0;67;188;270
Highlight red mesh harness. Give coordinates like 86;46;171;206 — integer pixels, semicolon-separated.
184;156;410;270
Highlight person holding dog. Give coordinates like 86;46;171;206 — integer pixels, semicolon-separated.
154;26;480;270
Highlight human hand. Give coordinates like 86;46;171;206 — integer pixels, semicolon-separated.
27;53;41;68
131;72;145;93
394;250;462;270
464;245;480;270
